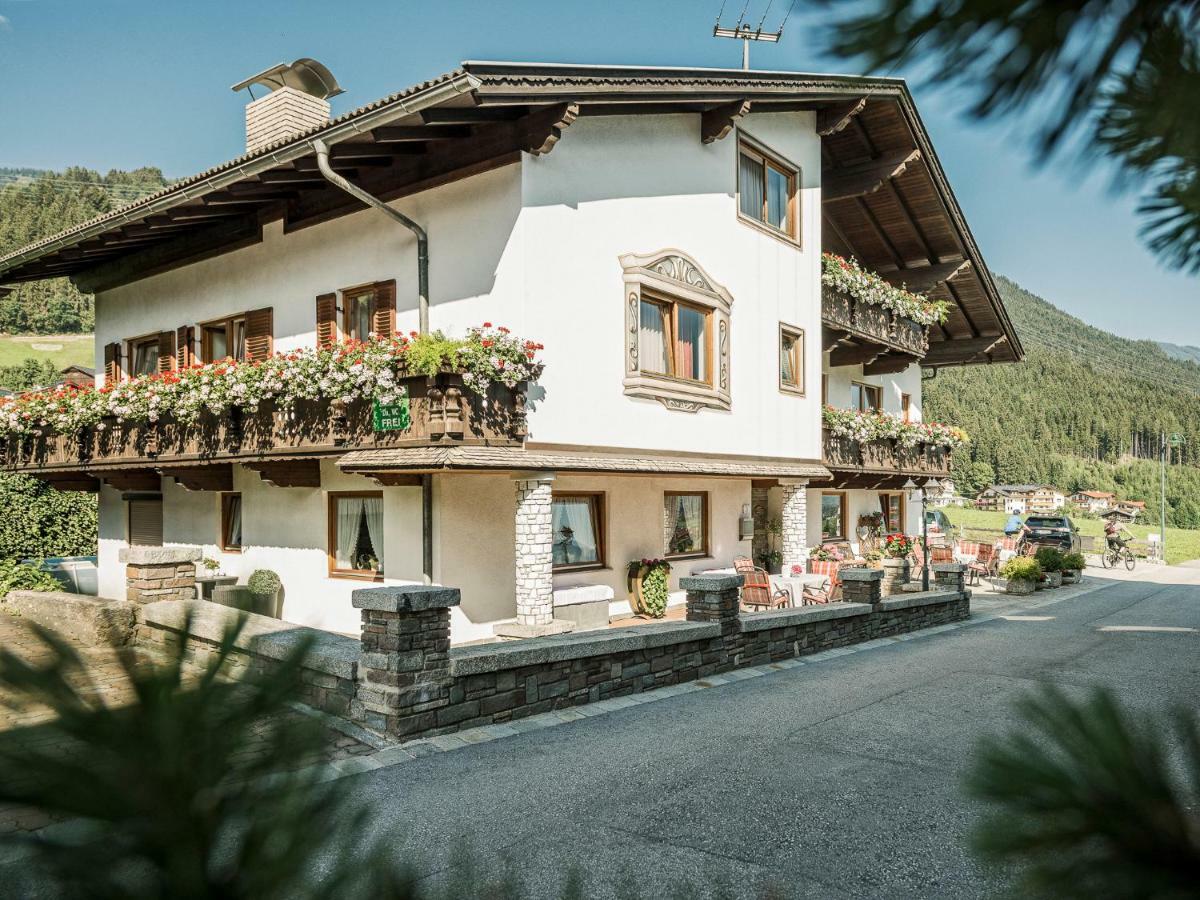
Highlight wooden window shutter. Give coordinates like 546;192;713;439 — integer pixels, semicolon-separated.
316;293;337;349
156;331;175;373
103;342;121;384
176;325;195;369
372;280;397;338
244;307;274;362
128;498;163;547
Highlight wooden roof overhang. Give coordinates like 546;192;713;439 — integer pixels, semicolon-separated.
0;62;1019;366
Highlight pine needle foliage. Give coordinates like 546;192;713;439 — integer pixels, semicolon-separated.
966;685;1200;899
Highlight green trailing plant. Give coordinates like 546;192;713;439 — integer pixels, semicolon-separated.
639;564;669;619
1062;551;1086;572
247;568;282;599
200;558;220;574
966;685;1200;898
999;556;1042;583
0;559;60;596
1034;547;1065;574
404;330;465;376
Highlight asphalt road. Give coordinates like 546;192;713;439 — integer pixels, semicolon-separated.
339;568;1200;899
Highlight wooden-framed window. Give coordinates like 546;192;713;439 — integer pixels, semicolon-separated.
327;491;384;579
127;335;162;378
821;492;848;540
551;492;605;571
664;491;709;558
638;292;713;385
620;250;733;413
201;315;247;363
128;497;163;547
316;280;396;349
901;393;912;423
879;492;905;533
220;493;243;552
850;381;882;412
737;136;799;241
779;323;804;395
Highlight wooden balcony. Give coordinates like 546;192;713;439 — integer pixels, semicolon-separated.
2;372;527;490
820;427;950;489
822;286;929;375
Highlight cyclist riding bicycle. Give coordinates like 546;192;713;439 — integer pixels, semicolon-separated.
1104;518;1131;553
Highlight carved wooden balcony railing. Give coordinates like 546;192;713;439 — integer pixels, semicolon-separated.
0;372;527;479
821;427;950;488
822;286;930;374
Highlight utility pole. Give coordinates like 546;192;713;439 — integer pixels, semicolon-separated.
1161;431;1167;563
713;22;782;69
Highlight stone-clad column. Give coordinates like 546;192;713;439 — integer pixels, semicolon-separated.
513;473;554;626
779;479;809;574
681;573;743;674
119;546;200;603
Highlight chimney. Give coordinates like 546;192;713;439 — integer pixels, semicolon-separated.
231;58;344;154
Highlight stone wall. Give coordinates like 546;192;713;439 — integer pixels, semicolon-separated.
120;546;199;603
513;475;554;627
352;568;971;742
137;599;359;717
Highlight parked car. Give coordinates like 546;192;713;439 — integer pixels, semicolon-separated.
1022;515;1080;552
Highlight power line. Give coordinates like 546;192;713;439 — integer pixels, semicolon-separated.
779;0;798;31
756;0;774;31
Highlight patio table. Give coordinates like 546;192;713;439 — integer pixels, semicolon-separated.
771;574;830;606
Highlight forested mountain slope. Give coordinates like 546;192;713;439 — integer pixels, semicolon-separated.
0;167;169;333
926;276;1200;527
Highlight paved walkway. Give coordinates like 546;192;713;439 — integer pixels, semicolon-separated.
309;563;1199;898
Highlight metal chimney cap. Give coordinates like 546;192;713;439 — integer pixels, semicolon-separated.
231;58;345;100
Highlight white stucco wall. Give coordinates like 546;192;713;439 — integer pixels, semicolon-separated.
821;358;924;421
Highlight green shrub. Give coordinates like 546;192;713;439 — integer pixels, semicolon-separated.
1062;551;1086;571
405;331;464;376
1034;547;1065;573
1000;556;1043;582
640;564;669;618
0;472;96;560
0;558;60;596
247;569;281;599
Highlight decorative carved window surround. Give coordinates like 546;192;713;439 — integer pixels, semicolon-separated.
619;249;733;414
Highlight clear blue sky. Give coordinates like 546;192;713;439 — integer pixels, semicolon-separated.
0;0;1194;342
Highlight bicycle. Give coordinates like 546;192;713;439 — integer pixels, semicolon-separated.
1101;541;1136;571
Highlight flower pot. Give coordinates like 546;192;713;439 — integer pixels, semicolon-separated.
628;564;669;618
880;557;910;596
1005;578;1036;596
1044;572;1063;589
1061;570;1082;585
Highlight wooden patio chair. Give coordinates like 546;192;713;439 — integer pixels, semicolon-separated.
967;543;995;585
806;559;843;603
739;565;792;611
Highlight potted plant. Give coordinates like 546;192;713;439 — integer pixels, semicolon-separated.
1061;551;1086;584
1034;547;1065;588
755;517;783;574
880;533;913;594
627;558;671;619
863;549;884;569
999;556;1042;595
247;569;282;618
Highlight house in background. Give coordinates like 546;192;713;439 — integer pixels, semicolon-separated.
1070;489;1115;514
57;365;96;390
976;484;1065;516
0;61;1020;643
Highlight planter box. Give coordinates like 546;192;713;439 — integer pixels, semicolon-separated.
1062;570;1082;585
1044;572;1063;589
1005;578;1036;596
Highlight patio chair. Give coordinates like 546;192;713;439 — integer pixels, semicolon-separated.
967;544;995;585
739;566;792;611
806;559;843;602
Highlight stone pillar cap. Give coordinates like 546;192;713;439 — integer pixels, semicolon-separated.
931;562;967;573
119;546;201;565
679;574;743;592
352;584;462;612
839;567;884;582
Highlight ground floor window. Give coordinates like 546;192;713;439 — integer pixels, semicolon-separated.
879;492;905;533
552;493;604;570
328;492;384;578
821;492;847;540
220;492;243;551
128;497;163;546
664;491;708;558
129;336;160;378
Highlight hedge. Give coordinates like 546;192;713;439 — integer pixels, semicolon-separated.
0;472;97;561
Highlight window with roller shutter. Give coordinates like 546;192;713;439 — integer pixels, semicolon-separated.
128;498;163;547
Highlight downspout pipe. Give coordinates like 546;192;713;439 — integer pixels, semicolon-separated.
310;138;429;334
311;138;434;584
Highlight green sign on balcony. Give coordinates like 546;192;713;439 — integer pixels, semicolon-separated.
372;388;410;432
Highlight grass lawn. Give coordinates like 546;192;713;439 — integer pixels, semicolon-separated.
941;505;1200;566
0;333;94;370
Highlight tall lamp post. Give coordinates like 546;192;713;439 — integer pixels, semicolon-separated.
905;477;942;591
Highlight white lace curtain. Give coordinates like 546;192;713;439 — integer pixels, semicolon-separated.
639;301;670;375
739;151;764;220
335;497;385;571
675;307;706;381
552;498;597;565
363;497;384;570
665;494;703;555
